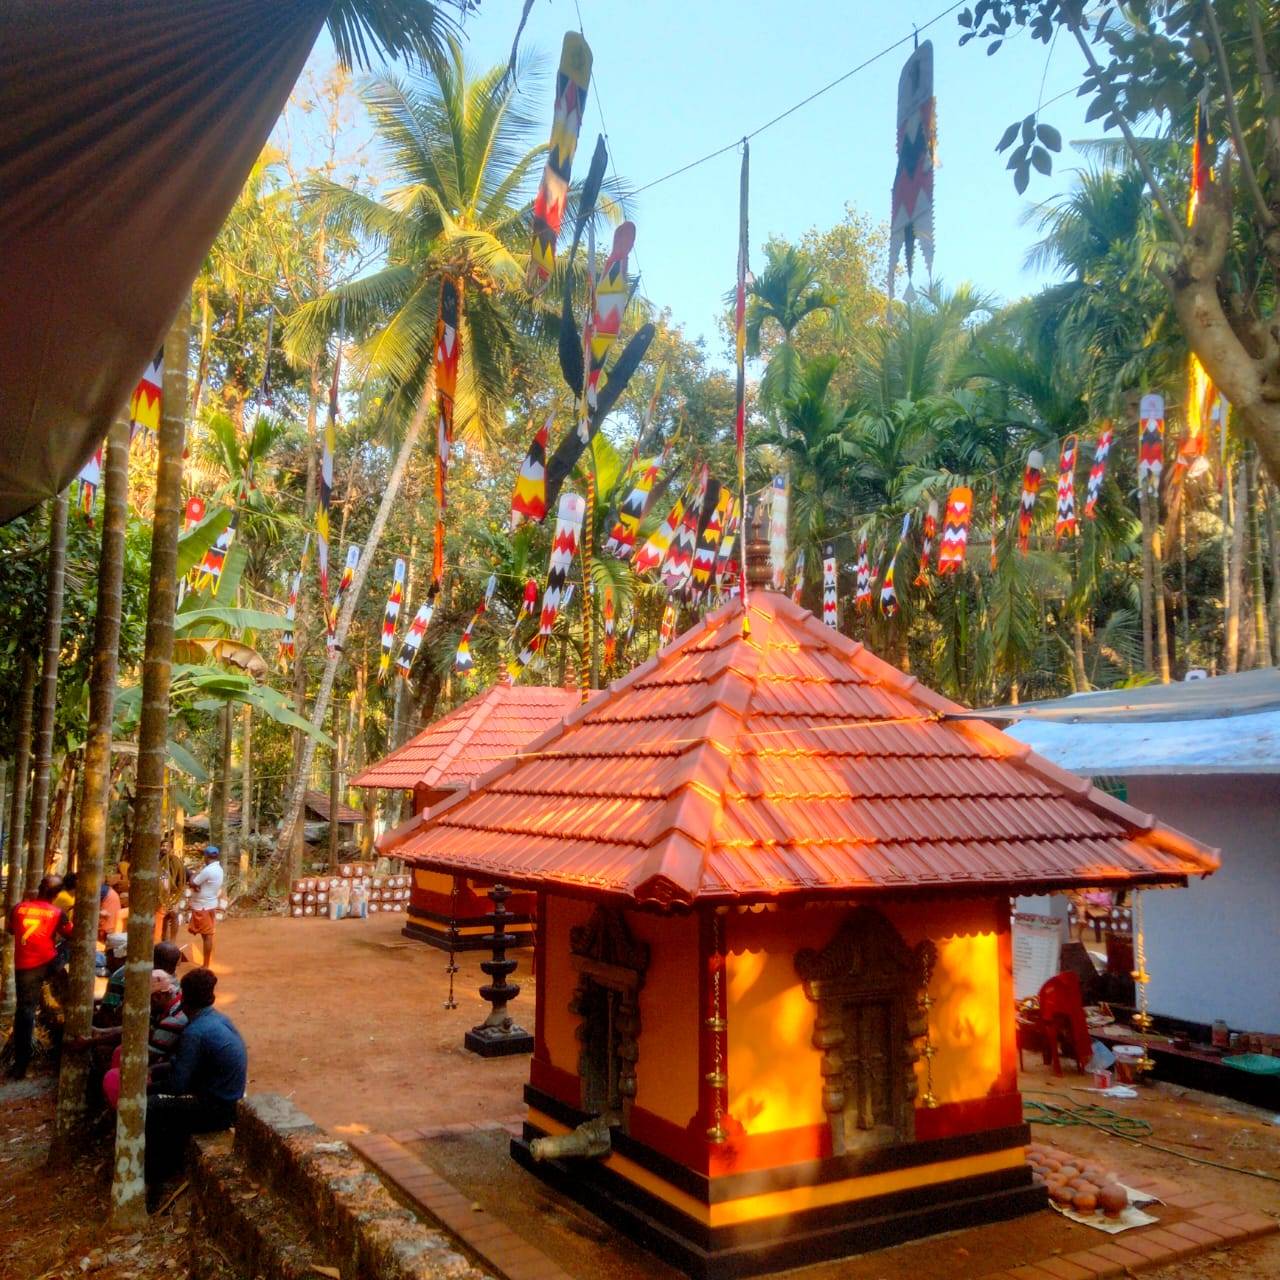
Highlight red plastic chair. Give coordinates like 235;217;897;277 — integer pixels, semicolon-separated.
1037;972;1094;1076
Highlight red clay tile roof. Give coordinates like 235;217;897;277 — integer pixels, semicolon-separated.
351;681;583;792
380;593;1219;908
304;790;364;824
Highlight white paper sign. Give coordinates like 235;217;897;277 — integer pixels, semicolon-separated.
1013;911;1063;1000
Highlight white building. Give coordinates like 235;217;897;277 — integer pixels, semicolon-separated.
982;669;1280;1036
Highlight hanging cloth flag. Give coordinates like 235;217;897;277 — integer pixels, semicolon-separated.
689;479;729;604
659;601;678;649
635;467;700;575
378;557;406;681
822;545;838;627
317;326;340;643
1085;424;1113;520
714;495;742;598
516;577;538;625
937;486;973;575
193;516;237;595
768;476;788;590
527;32;593;294
510;417;550;529
585;222;636;416
1187;90;1211;226
432;278;461;590
914;499;938;585
661;466;708;596
889;40;936;299
509;492;586;679
1018;450;1044;554
854;537;872;609
334;544;359;620
128;348;163;450
734;142;750;607
183;495;206;532
454;573;496;678
880;512;912;617
77;444;103;521
603;453;663;559
602;584;616;667
279;565;303;669
1055;435;1078;541
1165;359;1222;540
1137;393;1165;496
791;549;806;604
395;595;437;679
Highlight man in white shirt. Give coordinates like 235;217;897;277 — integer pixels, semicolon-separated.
187;846;225;968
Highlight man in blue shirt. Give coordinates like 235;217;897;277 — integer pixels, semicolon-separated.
145;967;247;1202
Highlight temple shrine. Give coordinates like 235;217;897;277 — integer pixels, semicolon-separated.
353;678;580;948
380;583;1217;1278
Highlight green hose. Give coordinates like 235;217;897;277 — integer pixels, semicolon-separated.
1023;1097;1153;1138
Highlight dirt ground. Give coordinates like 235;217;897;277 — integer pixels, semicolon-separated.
2;911;1278;1279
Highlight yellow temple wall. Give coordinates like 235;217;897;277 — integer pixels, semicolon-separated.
540;893;592;1077
724;897;1008;1139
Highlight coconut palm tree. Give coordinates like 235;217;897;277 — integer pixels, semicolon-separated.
745;242;838;409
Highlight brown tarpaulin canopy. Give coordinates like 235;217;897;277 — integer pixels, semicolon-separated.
0;0;331;522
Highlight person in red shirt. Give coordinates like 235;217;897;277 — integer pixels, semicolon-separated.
6;875;72;1079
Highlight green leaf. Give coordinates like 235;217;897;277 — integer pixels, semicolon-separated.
1036;123;1062;152
996;122;1020;152
174;606;290;635
1030;145;1053;176
240;684;335;746
175;507;232;579
166;739;209;783
215;542;248;603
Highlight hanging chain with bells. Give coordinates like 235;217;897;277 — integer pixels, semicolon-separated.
705;911;728;1144
443;875;460;1010
919;944;938;1108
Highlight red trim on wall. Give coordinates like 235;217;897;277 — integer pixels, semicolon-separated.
534;892;548;1059
913;1092;1024;1142
996;899;1019;1093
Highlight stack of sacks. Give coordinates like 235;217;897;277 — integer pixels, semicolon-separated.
288;869;411;920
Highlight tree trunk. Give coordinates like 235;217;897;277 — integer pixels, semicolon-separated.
43;753;78;874
1070;617;1089;692
211;702;232;861
111;297;189;1226
1226;460;1248;673
26;489;69;890
1139;492;1156;674
1248;451;1271;666
54;414;130;1156
1151;525;1171;684
328;719;342;872
272;377;435;873
0;655;36;1020
241;705;254;854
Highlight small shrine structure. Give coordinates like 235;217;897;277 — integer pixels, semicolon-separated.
380;586;1217;1277
353;679;580;948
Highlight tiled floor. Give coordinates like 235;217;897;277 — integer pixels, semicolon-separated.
351;1129;1277;1280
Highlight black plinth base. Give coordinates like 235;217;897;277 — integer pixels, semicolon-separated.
464;1024;534;1057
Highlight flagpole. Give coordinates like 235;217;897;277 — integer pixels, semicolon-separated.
735;139;750;618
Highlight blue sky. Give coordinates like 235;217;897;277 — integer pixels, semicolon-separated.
300;0;1098;353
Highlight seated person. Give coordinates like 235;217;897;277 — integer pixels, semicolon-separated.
145;968;247;1199
98;880;123;943
97;940;180;1028
53;872;77;917
90;970;189;1108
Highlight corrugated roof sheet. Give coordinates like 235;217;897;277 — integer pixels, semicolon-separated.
351;682;583;791
380;593;1219;907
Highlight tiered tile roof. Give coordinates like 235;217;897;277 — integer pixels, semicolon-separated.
380;593;1218;907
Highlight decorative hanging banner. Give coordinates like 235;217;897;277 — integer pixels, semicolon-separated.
822;545;838;627
937;486;972;575
395;596;436;679
585;222;636;416
128;348;163;450
510;417;550;530
791;549;806;604
77;445;103;520
432;278;461;590
1054;435;1078;541
1137;393;1165;496
690;479;729;604
509;491;586;678
635;467;700;575
880;512;912;617
603;452;663;559
661;466;708;596
990;487;999;572
1165;358;1222;539
194;516;237;595
659;601;678;649
279;532;311;669
854;537;872;609
1084;423;1113;520
453;573;495;680
1187;89;1211;226
378;556;406;681
889;40;936;298
769;475;788;590
915;498;938;585
714;495;742;597
334;544;359;619
1018;450;1044;554
516;577;538;625
527;32;593;294
602;583;616;667
318;363;336;641
734;141;750;604
183;496;206;532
